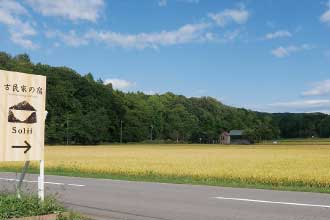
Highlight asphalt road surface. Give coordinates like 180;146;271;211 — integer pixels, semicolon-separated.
1;172;330;220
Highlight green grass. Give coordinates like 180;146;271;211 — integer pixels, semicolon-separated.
0;192;88;220
57;212;89;220
0;193;63;220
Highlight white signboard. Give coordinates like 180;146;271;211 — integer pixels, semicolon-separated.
0;70;46;161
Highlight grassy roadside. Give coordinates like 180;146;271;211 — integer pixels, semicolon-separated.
1;167;330;194
0;193;63;220
0;192;87;220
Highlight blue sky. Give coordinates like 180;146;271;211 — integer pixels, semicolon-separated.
0;0;330;113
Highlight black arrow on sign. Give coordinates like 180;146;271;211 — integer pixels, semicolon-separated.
12;141;32;154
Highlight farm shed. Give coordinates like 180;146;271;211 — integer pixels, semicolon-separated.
229;130;251;144
220;132;230;144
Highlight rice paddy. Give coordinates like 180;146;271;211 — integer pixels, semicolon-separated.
1;144;330;193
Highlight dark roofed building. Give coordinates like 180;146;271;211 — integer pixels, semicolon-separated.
229;130;244;136
220;130;251;145
229;130;251;144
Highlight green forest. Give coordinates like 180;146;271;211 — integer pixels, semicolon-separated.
1;52;330;144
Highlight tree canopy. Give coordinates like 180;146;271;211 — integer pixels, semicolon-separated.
1;52;329;144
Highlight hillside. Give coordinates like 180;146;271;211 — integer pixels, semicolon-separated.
1;52;329;144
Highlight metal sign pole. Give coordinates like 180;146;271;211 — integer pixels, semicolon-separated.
16;160;30;199
38;159;44;201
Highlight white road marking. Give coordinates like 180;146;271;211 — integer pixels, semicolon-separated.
0;177;85;187
214;196;330;208
67;183;85;187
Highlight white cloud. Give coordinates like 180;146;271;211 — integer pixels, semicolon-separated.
0;0;37;49
204;32;215;41
38;6;251;50
208;5;249;27
302;80;330;96
53;42;60;48
265;30;292;40
266;21;276;28
158;0;167;7
178;0;199;3
269;99;330;109
85;22;211;49
45;30;89;47
0;1;27;24
46;22;211;49
44;22;214;49
271;44;313;58
196;89;207;94
320;1;330;24
223;29;241;41
159;0;199;6
11;32;37;49
307;110;330;114
46;1;255;50
144;91;158;95
325;50;330;59
25;0;104;22
252;78;330;113
248;99;330;113
45;17;246;49
104;79;136;90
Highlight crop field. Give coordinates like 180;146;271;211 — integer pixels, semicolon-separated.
1;144;330;193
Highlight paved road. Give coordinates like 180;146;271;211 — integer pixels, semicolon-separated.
1;172;330;220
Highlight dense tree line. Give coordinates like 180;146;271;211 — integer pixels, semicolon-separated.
1;52;330;144
271;113;330;138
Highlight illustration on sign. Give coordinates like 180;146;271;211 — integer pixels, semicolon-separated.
8;101;37;124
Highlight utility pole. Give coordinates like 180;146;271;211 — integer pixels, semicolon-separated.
120;120;123;144
150;125;154;141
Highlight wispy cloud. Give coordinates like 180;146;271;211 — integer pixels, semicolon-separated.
59;22;211;49
25;0;105;22
178;0;199;3
269;99;330;109
320;0;330;24
144;90;159;95
302;80;330;96
45;30;89;47
223;29;241;41
249;99;330;113
87;23;211;49
158;0;199;6
325;50;330;59
104;78;136;90
208;5;249;27
265;30;292;40
158;0;167;7
251;78;330;112
271;44;313;58
196;89;207;94
0;0;37;49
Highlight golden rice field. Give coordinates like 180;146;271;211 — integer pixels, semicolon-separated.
1;144;330;191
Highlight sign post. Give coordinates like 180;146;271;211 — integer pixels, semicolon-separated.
38;159;44;201
0;70;46;201
16;160;30;199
